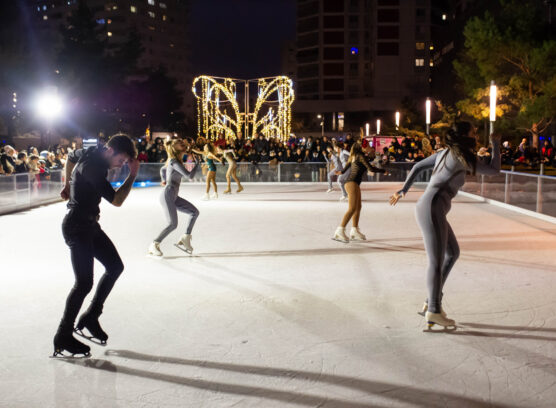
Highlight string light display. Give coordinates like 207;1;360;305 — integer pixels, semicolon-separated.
192;75;294;141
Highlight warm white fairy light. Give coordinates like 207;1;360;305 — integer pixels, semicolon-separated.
192;75;294;141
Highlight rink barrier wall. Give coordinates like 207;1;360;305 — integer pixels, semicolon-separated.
1;164;554;219
0;170;64;215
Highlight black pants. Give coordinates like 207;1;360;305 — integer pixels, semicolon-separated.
60;212;124;327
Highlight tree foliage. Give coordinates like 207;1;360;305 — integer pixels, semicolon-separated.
454;0;556;146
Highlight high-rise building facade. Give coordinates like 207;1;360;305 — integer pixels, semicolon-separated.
29;0;191;115
294;0;432;131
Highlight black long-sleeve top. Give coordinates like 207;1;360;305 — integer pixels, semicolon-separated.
341;155;385;185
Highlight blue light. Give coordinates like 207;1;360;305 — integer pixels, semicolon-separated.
140;182;146;187
96;18;106;24
116;182;121;186
351;47;359;55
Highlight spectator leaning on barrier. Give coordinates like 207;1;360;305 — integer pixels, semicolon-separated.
15;152;29;173
1;145;16;174
540;140;554;166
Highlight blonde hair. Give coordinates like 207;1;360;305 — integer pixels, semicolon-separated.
165;139;184;164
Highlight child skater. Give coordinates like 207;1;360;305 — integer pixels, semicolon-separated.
218;146;243;194
203;142;222;200
333;141;385;243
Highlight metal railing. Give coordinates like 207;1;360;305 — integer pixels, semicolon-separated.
461;166;556;217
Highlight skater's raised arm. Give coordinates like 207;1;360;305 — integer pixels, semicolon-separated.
362;156;386;174
111;158;139;207
60;149;85;200
169;159;192;178
397;152;440;195
475;134;501;176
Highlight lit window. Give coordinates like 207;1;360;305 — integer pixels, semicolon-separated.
107;19;112;24
96;18;106;24
416;42;425;50
148;11;155;18
429;45;434;50
107;31;113;37
442;14;447;20
130;5;137;13
169;43;174;48
148;26;155;31
350;47;359;55
159;2;167;8
112;5;117;10
162;14;167;21
37;6;40;11
43;15;48;20
415;58;424;67
148;0;155;5
43;5;47;10
429;60;434;67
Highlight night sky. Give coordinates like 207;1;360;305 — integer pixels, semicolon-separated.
189;0;296;79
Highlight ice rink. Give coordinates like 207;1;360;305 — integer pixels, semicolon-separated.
1;183;556;408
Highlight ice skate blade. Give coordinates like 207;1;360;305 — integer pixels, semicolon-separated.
350;237;366;242
50;349;91;359
331;237;349;244
423;322;457;332
174;243;193;255
146;253;163;259
74;328;107;346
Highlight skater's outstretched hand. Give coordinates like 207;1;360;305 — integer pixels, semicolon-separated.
161;181;166;186
60;184;70;200
389;191;404;206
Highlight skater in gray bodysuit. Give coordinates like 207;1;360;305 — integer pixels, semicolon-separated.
389;122;500;329
148;138;199;257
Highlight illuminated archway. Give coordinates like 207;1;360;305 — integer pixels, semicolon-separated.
192;75;294;141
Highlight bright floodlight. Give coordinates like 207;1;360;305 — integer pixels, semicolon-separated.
425;99;431;125
490;80;497;122
395;111;400;129
35;89;64;120
376;119;381;135
365;123;370;137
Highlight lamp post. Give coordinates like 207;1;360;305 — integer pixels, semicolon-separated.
489;80;497;136
425;98;431;136
395;111;400;131
365;122;370;137
317;114;324;137
376;119;381;135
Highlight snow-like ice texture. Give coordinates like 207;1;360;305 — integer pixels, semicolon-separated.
1;183;555;408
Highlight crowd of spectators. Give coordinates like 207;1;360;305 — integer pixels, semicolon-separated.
1;132;554;178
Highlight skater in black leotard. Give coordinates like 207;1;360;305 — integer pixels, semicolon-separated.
53;134;138;357
333;141;385;243
389;122;500;329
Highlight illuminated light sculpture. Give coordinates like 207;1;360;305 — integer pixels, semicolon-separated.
192;75;295;141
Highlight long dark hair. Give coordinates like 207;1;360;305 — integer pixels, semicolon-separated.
435;121;477;175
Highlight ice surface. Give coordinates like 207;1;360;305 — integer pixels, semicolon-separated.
1;183;555;407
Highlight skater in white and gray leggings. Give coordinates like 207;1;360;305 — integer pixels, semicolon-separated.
337;144;351;200
325;142;343;193
389;122;500;329
148;138;199;257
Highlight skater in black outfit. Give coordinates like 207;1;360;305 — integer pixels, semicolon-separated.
53;134;139;357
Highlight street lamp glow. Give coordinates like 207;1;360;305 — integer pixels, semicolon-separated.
395;111;400;129
35;89;64;120
317;114;322;119
490;80;497;122
365;122;370;137
376;119;381;135
425;98;431;136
